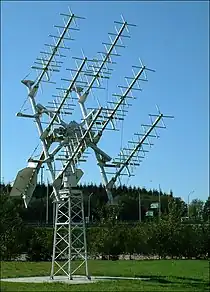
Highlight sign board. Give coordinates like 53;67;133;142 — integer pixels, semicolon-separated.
150;202;159;209
146;210;154;217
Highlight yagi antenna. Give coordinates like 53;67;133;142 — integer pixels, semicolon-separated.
105;109;174;191
10;11;173;281
32;12;84;88
72;17;136;108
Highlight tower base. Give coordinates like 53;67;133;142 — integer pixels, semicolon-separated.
50;188;90;280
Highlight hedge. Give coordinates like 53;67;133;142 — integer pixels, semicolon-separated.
1;221;209;261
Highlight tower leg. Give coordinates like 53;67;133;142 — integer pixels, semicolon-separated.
50;188;90;280
50;201;58;280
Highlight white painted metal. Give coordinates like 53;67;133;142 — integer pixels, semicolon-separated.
10;9;173;281
10;11;91;280
10;167;37;208
50;187;89;280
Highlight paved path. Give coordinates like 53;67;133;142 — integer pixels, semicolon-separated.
1;275;150;284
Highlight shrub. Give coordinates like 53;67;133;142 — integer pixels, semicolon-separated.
0;192;25;260
26;227;53;261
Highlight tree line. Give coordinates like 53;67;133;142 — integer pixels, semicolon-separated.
1;182;209;225
0;199;209;261
0;182;209;261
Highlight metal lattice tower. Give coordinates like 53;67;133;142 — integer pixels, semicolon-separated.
51;184;89;279
10;9;173;280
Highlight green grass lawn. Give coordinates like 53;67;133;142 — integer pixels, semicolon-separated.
0;260;209;291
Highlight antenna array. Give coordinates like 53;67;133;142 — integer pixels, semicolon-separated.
105;108;173;189
32;10;85;87
10;10;173;281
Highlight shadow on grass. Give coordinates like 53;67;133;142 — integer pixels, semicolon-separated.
135;275;209;290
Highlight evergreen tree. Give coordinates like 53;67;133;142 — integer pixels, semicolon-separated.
203;197;210;222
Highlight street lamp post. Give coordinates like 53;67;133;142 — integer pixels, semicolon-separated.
88;193;93;223
138;192;141;222
188;190;195;219
40;166;44;224
158;184;161;222
46;179;49;225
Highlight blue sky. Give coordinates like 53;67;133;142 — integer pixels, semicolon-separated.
1;1;209;203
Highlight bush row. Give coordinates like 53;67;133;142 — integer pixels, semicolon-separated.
87;220;209;259
1;220;209;261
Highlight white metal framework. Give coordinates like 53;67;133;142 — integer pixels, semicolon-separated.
51;188;89;279
10;9;173;281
